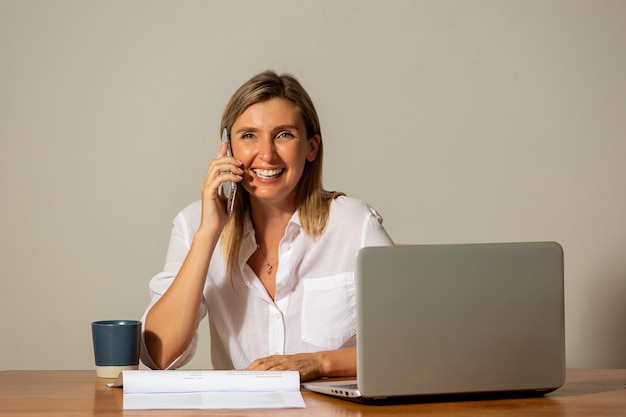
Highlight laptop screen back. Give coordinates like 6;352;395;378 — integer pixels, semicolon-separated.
355;242;565;398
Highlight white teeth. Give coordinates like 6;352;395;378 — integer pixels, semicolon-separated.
253;168;284;179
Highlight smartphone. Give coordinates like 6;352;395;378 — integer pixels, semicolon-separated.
221;128;237;214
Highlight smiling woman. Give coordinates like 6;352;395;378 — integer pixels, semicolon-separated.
140;70;394;381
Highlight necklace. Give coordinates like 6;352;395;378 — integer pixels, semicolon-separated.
257;245;278;275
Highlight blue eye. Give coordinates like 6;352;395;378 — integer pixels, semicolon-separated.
277;131;295;140
241;133;255;139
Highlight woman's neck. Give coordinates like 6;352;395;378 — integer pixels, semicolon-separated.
249;197;296;245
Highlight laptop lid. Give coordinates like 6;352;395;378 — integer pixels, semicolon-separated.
306;242;565;400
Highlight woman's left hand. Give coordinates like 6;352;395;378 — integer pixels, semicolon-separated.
245;352;324;382
244;347;356;382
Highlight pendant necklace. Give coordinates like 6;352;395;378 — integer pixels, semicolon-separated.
257;245;278;275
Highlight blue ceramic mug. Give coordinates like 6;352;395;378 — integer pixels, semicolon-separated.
91;320;141;378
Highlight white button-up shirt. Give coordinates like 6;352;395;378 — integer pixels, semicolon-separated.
140;196;394;370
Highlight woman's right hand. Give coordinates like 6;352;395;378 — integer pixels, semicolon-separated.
199;141;243;234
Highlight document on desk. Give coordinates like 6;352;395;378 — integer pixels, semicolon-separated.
117;370;305;410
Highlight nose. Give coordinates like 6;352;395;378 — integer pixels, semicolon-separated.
258;136;276;162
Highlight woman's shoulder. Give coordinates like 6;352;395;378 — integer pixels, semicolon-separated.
325;195;392;244
172;200;202;229
330;195;381;218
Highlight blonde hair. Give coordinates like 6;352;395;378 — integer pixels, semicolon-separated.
220;70;343;275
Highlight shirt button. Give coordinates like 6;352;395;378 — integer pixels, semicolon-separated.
274;312;282;320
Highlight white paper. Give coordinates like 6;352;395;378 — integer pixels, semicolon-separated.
118;370;306;410
123;391;306;410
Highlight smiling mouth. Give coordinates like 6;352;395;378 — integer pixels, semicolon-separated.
252;168;284;179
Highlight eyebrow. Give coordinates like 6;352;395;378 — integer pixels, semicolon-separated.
273;124;300;132
233;124;301;135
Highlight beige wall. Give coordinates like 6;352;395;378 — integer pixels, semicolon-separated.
1;0;625;371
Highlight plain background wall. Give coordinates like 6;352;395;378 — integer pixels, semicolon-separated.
1;0;625;371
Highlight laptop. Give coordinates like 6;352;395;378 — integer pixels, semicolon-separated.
303;242;565;401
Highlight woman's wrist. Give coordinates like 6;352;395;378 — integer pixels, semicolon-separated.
195;221;223;243
318;347;357;378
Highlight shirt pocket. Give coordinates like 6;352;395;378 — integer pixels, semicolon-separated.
301;272;356;349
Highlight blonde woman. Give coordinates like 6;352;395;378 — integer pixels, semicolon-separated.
141;70;393;381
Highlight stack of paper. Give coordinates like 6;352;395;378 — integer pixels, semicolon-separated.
113;370;306;410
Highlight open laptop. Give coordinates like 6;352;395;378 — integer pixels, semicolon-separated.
303;242;565;401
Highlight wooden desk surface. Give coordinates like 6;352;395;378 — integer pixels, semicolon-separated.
0;369;624;416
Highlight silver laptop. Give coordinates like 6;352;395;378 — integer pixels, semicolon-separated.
303;242;565;401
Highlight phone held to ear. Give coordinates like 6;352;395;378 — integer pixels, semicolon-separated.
221;128;237;214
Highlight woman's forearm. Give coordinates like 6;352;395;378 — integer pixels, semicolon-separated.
144;228;219;369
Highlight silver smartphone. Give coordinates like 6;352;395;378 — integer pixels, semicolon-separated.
221;128;237;214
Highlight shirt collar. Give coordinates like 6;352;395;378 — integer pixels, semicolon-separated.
242;210;302;239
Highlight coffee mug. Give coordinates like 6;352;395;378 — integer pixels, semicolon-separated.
91;320;141;378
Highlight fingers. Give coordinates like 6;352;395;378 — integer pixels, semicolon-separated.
245;354;324;381
208;163;243;184
214;142;243;177
245;356;285;371
202;146;243;193
197;143;244;231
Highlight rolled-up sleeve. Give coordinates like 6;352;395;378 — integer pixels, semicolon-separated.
361;204;394;248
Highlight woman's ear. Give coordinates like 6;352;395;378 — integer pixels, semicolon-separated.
307;134;321;162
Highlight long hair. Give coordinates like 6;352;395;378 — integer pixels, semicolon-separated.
220;70;343;276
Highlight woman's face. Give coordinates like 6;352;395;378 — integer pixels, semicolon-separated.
230;97;320;208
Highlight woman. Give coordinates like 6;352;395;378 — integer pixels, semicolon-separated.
141;70;393;381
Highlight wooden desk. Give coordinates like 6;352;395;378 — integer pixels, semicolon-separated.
0;369;624;416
